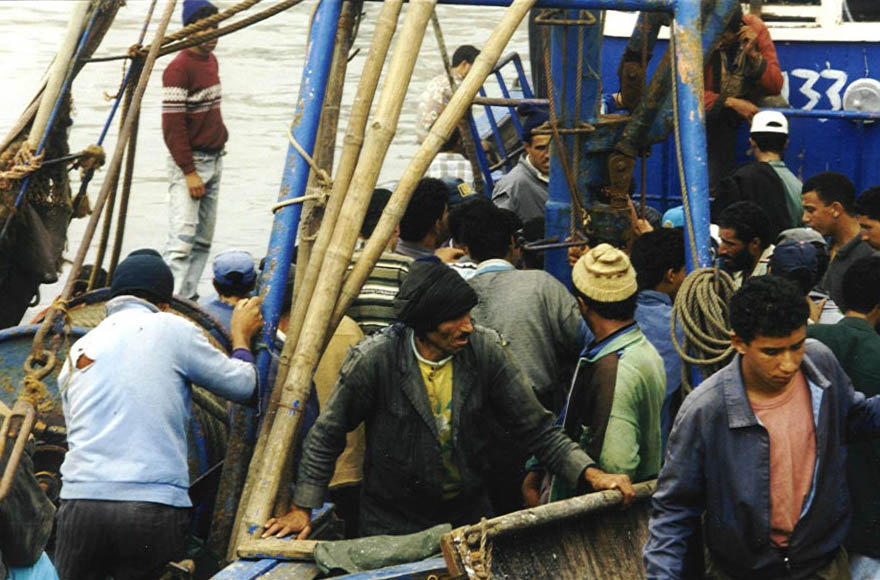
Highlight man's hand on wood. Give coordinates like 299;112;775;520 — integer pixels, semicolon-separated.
263;505;312;540
584;466;636;507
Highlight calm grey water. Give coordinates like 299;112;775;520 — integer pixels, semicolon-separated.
0;0;532;314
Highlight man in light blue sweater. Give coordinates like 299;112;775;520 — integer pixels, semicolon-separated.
54;249;262;580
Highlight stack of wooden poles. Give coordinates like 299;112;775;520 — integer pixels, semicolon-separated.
229;0;542;560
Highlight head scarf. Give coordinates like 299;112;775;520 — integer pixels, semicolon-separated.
394;261;478;335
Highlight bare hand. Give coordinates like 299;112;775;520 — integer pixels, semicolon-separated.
566;236;589;268
584;466;636;507
185;171;206;199
627;198;654;237
808;296;827;323
435;246;466;263
738;24;758;54
230;296;264;350
262;505;311;539
521;471;543;508
725;97;759;121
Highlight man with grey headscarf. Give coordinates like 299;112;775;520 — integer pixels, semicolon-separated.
264;261;635;539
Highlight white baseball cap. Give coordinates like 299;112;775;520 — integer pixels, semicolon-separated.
750;111;788;135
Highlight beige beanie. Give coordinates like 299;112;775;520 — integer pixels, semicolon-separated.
572;243;638;302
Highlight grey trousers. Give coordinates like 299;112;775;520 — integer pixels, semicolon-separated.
54;499;189;580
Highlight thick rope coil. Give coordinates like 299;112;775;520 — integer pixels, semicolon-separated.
74;144;106;172
671;267;737;391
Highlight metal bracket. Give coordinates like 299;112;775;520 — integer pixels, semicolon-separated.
534;9;598;27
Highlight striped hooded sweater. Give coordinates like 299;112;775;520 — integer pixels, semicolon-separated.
162;48;228;174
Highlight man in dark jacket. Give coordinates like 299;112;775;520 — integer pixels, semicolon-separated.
644;275;880;579
807;256;880;577
263;261;634;538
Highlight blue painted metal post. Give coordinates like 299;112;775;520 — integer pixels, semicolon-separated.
545;9;604;287
671;0;711;271
255;0;343;408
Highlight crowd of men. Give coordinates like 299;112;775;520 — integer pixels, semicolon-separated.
5;3;880;580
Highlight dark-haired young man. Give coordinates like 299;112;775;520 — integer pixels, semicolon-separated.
802;171;876;311
630;228;685;449
524;244;665;506
264;261;633;539
396;178;461;263
162;0;227;300
717;200;774;287
713;111;801;238
644;275;880;580
462;202;585;514
807;256;880;577
416;45;480;144
854;185;880;250
492;108;551;223
54;249;262;579
347;188;412;335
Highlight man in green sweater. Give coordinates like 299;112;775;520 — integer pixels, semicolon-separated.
807;255;880;577
523;244;666;505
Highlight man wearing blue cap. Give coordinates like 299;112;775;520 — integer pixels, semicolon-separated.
54;249;262;579
200;249;257;331
162;0;227;300
491;107;551;223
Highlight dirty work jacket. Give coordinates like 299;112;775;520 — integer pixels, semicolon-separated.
643;340;880;580
293;323;593;536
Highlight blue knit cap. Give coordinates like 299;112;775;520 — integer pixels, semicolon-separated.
183;0;217;26
110;250;174;304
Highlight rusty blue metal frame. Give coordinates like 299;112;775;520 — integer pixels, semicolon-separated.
255;0;344;408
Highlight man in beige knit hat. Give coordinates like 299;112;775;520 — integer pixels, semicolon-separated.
524;244;667;505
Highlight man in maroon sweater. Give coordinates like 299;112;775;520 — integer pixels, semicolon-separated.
162;0;227;300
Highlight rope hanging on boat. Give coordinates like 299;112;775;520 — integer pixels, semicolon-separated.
671;267;736;391
539;14;587;234
286;120;333;186
0;145;44;191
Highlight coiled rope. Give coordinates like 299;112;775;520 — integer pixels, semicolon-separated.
671;267;736;391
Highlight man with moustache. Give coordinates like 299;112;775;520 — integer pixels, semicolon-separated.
716;200;774;288
263;261;635;538
644;276;880;579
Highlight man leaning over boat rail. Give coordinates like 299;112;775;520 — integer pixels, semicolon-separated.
53;249;263;580
644;275;880;580
263;261;635;539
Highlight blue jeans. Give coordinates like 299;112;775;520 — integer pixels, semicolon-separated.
164;152;222;300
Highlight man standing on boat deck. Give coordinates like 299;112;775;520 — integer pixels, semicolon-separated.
644;276;880;580
523;245;666;507
162;0;227;300
53;250;262;579
491;107;551;224
263;261;635;538
416;45;479;144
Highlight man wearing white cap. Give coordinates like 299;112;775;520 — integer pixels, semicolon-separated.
523;244;666;505
714;110;802;240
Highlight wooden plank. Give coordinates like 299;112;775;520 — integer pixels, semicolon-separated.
442;481;656;580
332;557;450;580
237;539;320;561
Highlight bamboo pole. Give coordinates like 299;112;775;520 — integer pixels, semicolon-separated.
31;0;177;358
331;0;539;330
240;0;437;540
279;0;403;384
106;101;141;281
27;2;90;150
273;0;358;521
